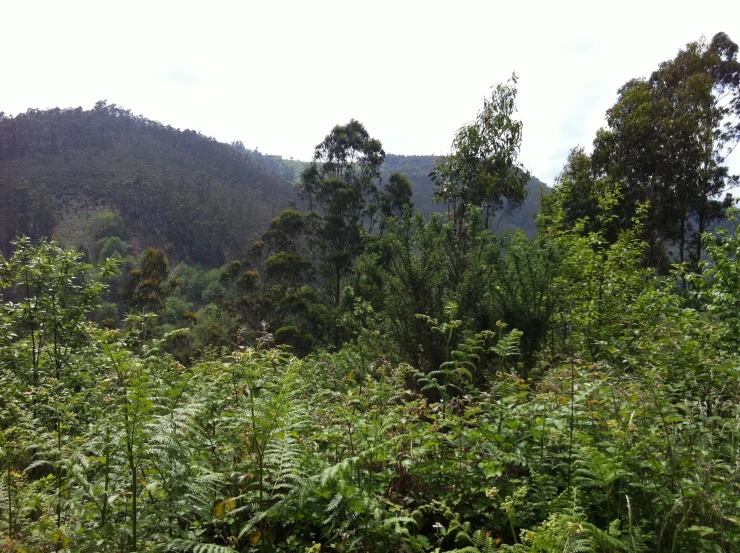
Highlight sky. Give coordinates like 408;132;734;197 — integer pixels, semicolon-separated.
2;0;739;186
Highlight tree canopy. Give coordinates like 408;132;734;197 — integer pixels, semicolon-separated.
547;33;740;270
432;75;531;237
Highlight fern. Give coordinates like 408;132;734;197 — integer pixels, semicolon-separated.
449;529;523;553
167;539;238;553
522;490;631;553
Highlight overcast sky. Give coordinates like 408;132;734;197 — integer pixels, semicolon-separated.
2;0;739;185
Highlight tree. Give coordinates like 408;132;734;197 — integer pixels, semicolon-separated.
380;172;413;220
431;75;530;238
298;120;385;307
592;32;740;269
120;248;170;313
260;208;307;256
539;147;622;241
0;238;116;542
221;209;326;352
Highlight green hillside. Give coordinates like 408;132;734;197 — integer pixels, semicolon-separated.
3;31;740;553
0;103;298;265
0;105;550;268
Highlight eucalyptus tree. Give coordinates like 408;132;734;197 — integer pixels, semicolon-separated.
592;32;740;269
297;120;385;307
431;74;530;241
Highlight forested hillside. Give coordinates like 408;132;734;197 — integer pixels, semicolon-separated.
0;105;547;267
0;103;298;265
2;31;740;553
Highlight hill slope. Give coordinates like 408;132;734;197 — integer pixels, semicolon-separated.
0;102;298;264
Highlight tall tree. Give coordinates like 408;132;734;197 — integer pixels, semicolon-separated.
431;75;530;238
297;120;385;306
592;32;740;269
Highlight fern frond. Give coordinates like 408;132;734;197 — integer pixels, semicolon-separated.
168;539;238;553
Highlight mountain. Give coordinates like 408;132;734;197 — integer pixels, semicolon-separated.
0;102;298;265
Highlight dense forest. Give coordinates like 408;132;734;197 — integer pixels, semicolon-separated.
0;103;298;265
2;31;740;553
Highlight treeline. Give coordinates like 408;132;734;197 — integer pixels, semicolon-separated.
0;102;298;264
372;154;544;236
541;32;739;271
0;104;548;268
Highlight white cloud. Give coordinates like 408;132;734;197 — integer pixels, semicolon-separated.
2;0;738;184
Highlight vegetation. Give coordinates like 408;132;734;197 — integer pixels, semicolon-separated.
542;32;740;271
380;156;546;237
2;31;740;553
0;103;297;265
431;75;530;235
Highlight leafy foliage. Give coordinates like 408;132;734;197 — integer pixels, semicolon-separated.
432;75;531;237
4;31;740;553
0;102;297;264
